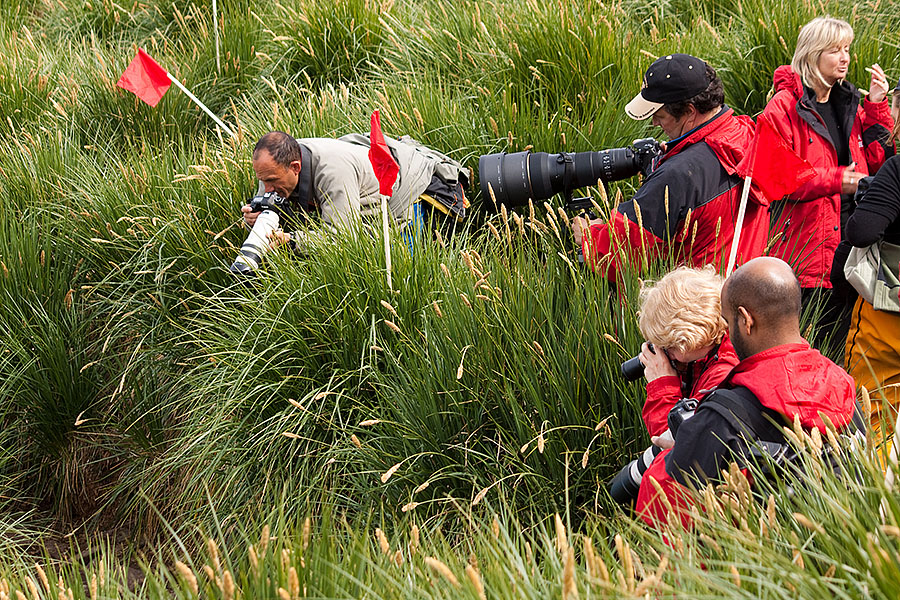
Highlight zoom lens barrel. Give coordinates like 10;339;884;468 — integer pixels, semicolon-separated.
230;209;280;274
608;444;663;504
478;140;659;209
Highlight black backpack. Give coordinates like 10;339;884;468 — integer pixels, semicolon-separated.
701;387;866;486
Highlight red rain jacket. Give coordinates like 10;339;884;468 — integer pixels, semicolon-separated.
635;341;857;530
763;66;894;288
583;108;769;280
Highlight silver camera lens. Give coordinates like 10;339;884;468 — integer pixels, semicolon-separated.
230;209;281;273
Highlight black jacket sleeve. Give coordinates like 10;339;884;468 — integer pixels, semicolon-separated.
846;155;900;247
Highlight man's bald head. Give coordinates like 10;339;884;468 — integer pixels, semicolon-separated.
724;257;801;325
722;257;804;359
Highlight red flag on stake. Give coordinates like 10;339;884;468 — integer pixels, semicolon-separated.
368;109;399;292
736;112;816;201
116;48;171;107
368;110;399;196
725;112;817;276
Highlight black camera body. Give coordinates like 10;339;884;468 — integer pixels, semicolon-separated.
248;191;289;215
478;138;661;208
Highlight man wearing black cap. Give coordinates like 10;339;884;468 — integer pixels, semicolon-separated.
573;54;769;280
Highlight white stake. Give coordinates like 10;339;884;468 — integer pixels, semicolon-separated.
725;175;752;277
213;0;221;74
166;72;236;138
382;195;393;291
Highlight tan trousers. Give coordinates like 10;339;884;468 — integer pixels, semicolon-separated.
845;297;900;462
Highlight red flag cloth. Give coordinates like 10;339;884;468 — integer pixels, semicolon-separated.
368;110;399;196
736;112;816;201
116;49;171;107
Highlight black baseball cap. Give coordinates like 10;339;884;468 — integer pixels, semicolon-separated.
894;78;900;93
625;54;710;120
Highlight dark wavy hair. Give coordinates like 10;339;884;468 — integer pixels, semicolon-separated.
662;64;724;118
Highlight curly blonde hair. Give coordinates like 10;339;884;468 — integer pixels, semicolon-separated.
638;266;727;353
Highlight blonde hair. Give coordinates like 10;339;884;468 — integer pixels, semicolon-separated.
638;266;727;353
791;16;854;90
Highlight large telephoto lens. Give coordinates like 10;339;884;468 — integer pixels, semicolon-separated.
478;145;648;209
608;444;663;504
230;210;280;274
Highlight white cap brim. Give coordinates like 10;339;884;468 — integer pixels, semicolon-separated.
624;92;663;120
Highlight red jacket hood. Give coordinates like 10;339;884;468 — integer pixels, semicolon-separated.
773;65;803;98
663;108;755;176
726;342;856;431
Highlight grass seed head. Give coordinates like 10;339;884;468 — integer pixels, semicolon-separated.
425;557;460;588
376;528;391;554
25;577;38;600
223;570;235;600
207;538;221;573
730;564;741;587
248;545;259;574
555;513;568;553
381;462;402;483
175;562;199;596
792;513;824;535
562;547;578;600
302;517;311;551
260;524;270;556
380;299;399;318
351;434;362;448
33;566;49;594
410;524;420;551
465;564;486;600
288;567;300;599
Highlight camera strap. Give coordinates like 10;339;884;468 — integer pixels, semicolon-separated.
294;143;319;216
702;387;786;446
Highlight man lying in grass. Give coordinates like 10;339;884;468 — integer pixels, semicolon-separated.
232;130;468;273
572;54;769;280
637;257;865;529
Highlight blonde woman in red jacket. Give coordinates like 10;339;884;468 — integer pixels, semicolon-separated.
762;16;894;359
